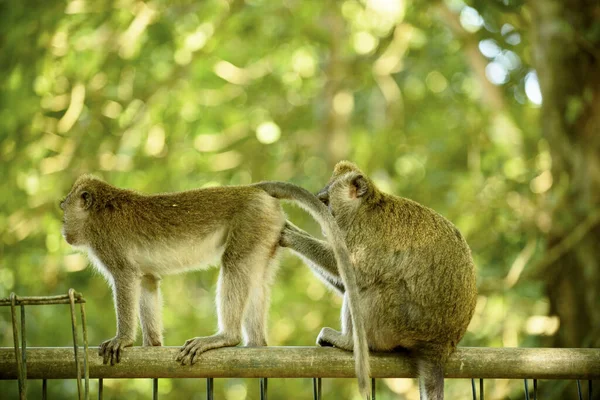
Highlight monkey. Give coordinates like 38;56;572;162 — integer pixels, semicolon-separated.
279;161;477;400
60;175;372;398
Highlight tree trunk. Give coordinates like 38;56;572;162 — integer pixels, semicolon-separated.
530;0;600;397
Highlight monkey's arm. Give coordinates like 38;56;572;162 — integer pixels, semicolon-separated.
281;222;345;294
99;268;141;365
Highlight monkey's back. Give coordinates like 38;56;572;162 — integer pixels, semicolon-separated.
343;193;477;356
83;184;284;275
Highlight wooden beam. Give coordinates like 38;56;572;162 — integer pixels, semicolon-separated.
0;347;599;380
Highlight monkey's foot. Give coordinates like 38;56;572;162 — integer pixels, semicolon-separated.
99;336;134;365
316;327;354;351
177;334;240;365
142;338;163;347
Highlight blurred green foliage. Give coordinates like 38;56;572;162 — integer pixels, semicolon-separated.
0;0;582;399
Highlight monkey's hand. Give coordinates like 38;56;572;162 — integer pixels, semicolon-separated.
279;220;309;247
99;336;134;365
177;334;241;365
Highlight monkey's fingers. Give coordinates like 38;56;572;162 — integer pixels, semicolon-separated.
102;344;111;365
117;342;125;365
178;338;207;365
98;341;107;358
177;338;196;363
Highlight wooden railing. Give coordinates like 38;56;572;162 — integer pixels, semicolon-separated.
1;291;599;400
0;346;598;399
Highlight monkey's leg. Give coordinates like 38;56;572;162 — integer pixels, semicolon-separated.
316;294;355;351
100;271;141;365
177;248;259;365
242;259;277;347
281;224;345;294
139;274;163;347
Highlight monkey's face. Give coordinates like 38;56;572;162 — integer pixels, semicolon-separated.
60;181;94;247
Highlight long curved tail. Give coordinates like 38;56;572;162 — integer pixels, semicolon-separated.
253;181;371;398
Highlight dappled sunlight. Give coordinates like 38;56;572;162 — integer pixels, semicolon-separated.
2;0;595;398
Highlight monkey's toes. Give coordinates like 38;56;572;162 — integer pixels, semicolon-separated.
99;337;132;365
316;336;335;347
316;327;336;347
177;337;204;365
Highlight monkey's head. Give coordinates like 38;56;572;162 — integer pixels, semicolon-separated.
317;161;375;216
60;174;105;247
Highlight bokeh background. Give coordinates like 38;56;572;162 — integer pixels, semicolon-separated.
1;0;599;399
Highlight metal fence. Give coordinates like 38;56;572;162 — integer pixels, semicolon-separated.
1;291;599;399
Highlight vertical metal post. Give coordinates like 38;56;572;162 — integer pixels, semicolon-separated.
206;378;214;400
80;302;90;400
577;380;583;400
20;304;27;393
260;378;268;400
533;379;537;400
371;378;376;400
589;380;592;400
68;289;83;400
10;293;26;400
42;379;47;400
480;379;484;400
153;378;159;400
471;378;477;400
98;379;103;400
313;378;322;400
524;379;530;400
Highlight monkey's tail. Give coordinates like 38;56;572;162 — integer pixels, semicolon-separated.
416;356;445;400
253;181;372;399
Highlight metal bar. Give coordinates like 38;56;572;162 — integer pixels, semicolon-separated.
153;378;158;400
312;377;321;400
10;293;25;400
533;379;537;400
371;378;376;400
1;347;600;380
20;304;27;392
81;303;90;400
471;378;476;400
0;293;86;306
577;380;583;400
98;378;103;400
206;377;213;400
480;378;484;400
524;379;530;400
260;377;268;400
589;380;592;400
68;289;83;400
42;379;47;400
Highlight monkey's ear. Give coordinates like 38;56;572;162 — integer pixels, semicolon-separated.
80;191;93;210
350;175;368;198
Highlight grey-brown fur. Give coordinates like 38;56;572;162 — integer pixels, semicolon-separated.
280;161;477;400
60;174;368;394
253;181;371;398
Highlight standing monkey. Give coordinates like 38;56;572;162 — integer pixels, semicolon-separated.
280;161;477;400
60;175;371;397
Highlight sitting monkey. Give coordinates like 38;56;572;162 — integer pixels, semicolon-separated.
280;161;477;400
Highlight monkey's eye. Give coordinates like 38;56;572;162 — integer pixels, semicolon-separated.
59;196;66;210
